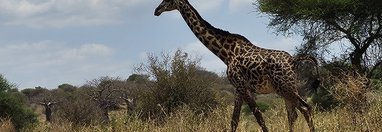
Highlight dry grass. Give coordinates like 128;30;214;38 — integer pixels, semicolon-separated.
0;119;15;132
23;93;382;132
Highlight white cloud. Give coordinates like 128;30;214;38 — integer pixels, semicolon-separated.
0;0;150;28
191;0;224;13
228;0;254;11
60;44;114;61
0;41;114;68
0;41;131;88
269;37;300;53
253;36;300;54
161;0;224;19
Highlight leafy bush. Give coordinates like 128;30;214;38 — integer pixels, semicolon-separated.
371;79;382;91
0;74;37;131
135;50;218;120
310;86;338;111
242;102;270;115
54;87;102;126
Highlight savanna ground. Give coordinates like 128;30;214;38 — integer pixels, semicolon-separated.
2;92;381;132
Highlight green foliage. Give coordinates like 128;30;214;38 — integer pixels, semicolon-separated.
259;0;359;20
311;86;338;111
127;74;149;82
371;79;382;91
258;0;382;74
258;0;382;29
242;102;270;115
135;50;218;119
370;67;382;79
21;87;49;103
0;75;37;131
57;84;77;93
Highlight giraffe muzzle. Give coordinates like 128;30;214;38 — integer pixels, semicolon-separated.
154;7;162;16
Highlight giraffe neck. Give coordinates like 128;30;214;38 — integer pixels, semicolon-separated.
177;1;252;63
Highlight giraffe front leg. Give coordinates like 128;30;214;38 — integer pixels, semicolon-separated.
295;96;315;132
227;64;268;132
231;93;243;132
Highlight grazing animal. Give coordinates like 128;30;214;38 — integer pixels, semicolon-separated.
39;101;57;122
154;0;316;131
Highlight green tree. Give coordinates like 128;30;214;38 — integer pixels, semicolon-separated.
20;87;49;103
57;84;77;93
0;74;37;131
127;74;150;83
257;0;382;75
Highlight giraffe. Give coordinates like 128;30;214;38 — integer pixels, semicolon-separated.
154;0;316;131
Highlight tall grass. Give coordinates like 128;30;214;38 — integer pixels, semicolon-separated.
0;119;15;132
24;94;382;132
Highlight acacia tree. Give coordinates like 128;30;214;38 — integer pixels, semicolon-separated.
88;76;122;123
257;0;382;76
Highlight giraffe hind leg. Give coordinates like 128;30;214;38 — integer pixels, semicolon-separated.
285;99;298;132
282;92;315;132
269;68;315;132
296;96;315;132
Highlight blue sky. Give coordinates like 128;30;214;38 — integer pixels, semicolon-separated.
0;0;304;89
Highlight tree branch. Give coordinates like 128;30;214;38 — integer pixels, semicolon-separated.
363;16;382;48
326;19;361;49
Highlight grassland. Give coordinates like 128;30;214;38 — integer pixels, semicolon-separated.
1;92;381;132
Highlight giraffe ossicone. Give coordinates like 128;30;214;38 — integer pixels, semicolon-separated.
154;0;316;132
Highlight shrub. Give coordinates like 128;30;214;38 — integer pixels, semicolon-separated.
371;79;382;91
135;50;218;120
242;102;270;115
310;84;338;111
330;71;371;114
54;88;102;126
0;74;37;131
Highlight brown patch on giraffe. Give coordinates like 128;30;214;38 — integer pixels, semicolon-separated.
207;36;214;40
219;37;226;44
200;29;207;35
227;39;234;43
223;44;231;50
211;40;220;48
255;76;275;94
221;50;228;58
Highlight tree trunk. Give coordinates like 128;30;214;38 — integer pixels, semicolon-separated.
101;108;110;123
350;48;366;74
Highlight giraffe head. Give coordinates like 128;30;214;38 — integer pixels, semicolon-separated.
154;0;183;16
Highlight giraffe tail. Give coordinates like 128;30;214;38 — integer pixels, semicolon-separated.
293;55;320;77
293;55;322;94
